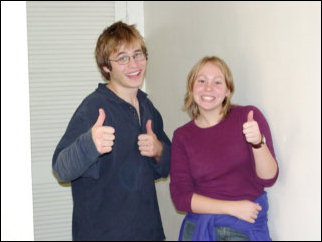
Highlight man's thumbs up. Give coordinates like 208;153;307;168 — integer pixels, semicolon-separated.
146;119;153;135
91;109;115;154
138;120;163;161
94;108;106;127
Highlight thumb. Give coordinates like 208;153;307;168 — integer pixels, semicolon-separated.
146;120;153;135
94;108;106;127
247;110;254;122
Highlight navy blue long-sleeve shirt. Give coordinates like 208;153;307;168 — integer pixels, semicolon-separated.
52;83;171;241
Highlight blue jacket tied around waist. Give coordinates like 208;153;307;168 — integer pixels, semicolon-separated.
179;192;271;241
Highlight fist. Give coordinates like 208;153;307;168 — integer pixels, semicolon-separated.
232;200;262;223
91;109;115;154
242;110;261;145
138;120;163;160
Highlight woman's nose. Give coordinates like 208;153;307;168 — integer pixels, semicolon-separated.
204;82;213;91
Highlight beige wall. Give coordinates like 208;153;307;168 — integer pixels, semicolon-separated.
145;2;321;241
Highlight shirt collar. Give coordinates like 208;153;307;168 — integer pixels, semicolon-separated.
96;83;148;104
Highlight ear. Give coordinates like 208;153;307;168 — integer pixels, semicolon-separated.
103;66;110;73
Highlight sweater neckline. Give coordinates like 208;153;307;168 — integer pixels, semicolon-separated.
190;106;237;130
97;83;147;104
191;116;227;130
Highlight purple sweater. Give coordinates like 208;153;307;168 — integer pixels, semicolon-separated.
170;105;278;213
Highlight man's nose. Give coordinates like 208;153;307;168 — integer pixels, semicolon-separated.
127;56;139;67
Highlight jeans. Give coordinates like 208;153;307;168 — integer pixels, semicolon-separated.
181;220;250;241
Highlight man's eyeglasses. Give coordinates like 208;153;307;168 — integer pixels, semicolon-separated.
109;52;146;65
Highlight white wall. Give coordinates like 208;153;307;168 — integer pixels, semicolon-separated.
1;2;34;240
145;2;321;241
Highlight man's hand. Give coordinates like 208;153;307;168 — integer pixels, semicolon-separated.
138;120;163;161
91;109;115;154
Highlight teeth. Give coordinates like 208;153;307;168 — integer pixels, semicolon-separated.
202;96;214;101
127;71;140;76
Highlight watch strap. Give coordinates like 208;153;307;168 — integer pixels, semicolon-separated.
252;134;265;149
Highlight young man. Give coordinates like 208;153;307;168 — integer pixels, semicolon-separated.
52;21;171;241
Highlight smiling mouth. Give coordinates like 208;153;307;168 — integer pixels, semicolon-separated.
126;71;141;79
201;96;215;101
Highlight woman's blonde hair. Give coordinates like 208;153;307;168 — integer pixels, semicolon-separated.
184;56;235;119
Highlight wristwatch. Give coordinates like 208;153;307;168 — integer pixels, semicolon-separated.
252;134;266;149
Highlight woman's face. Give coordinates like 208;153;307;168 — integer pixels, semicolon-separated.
193;62;230;116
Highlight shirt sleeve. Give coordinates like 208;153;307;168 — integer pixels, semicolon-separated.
52;108;101;182
149;108;171;179
169;130;194;213
246;106;279;187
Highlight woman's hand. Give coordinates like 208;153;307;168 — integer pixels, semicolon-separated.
243;110;262;145
229;200;262;223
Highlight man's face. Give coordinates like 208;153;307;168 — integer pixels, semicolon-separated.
104;41;147;90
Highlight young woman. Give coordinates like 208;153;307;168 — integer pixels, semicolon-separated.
170;56;278;241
